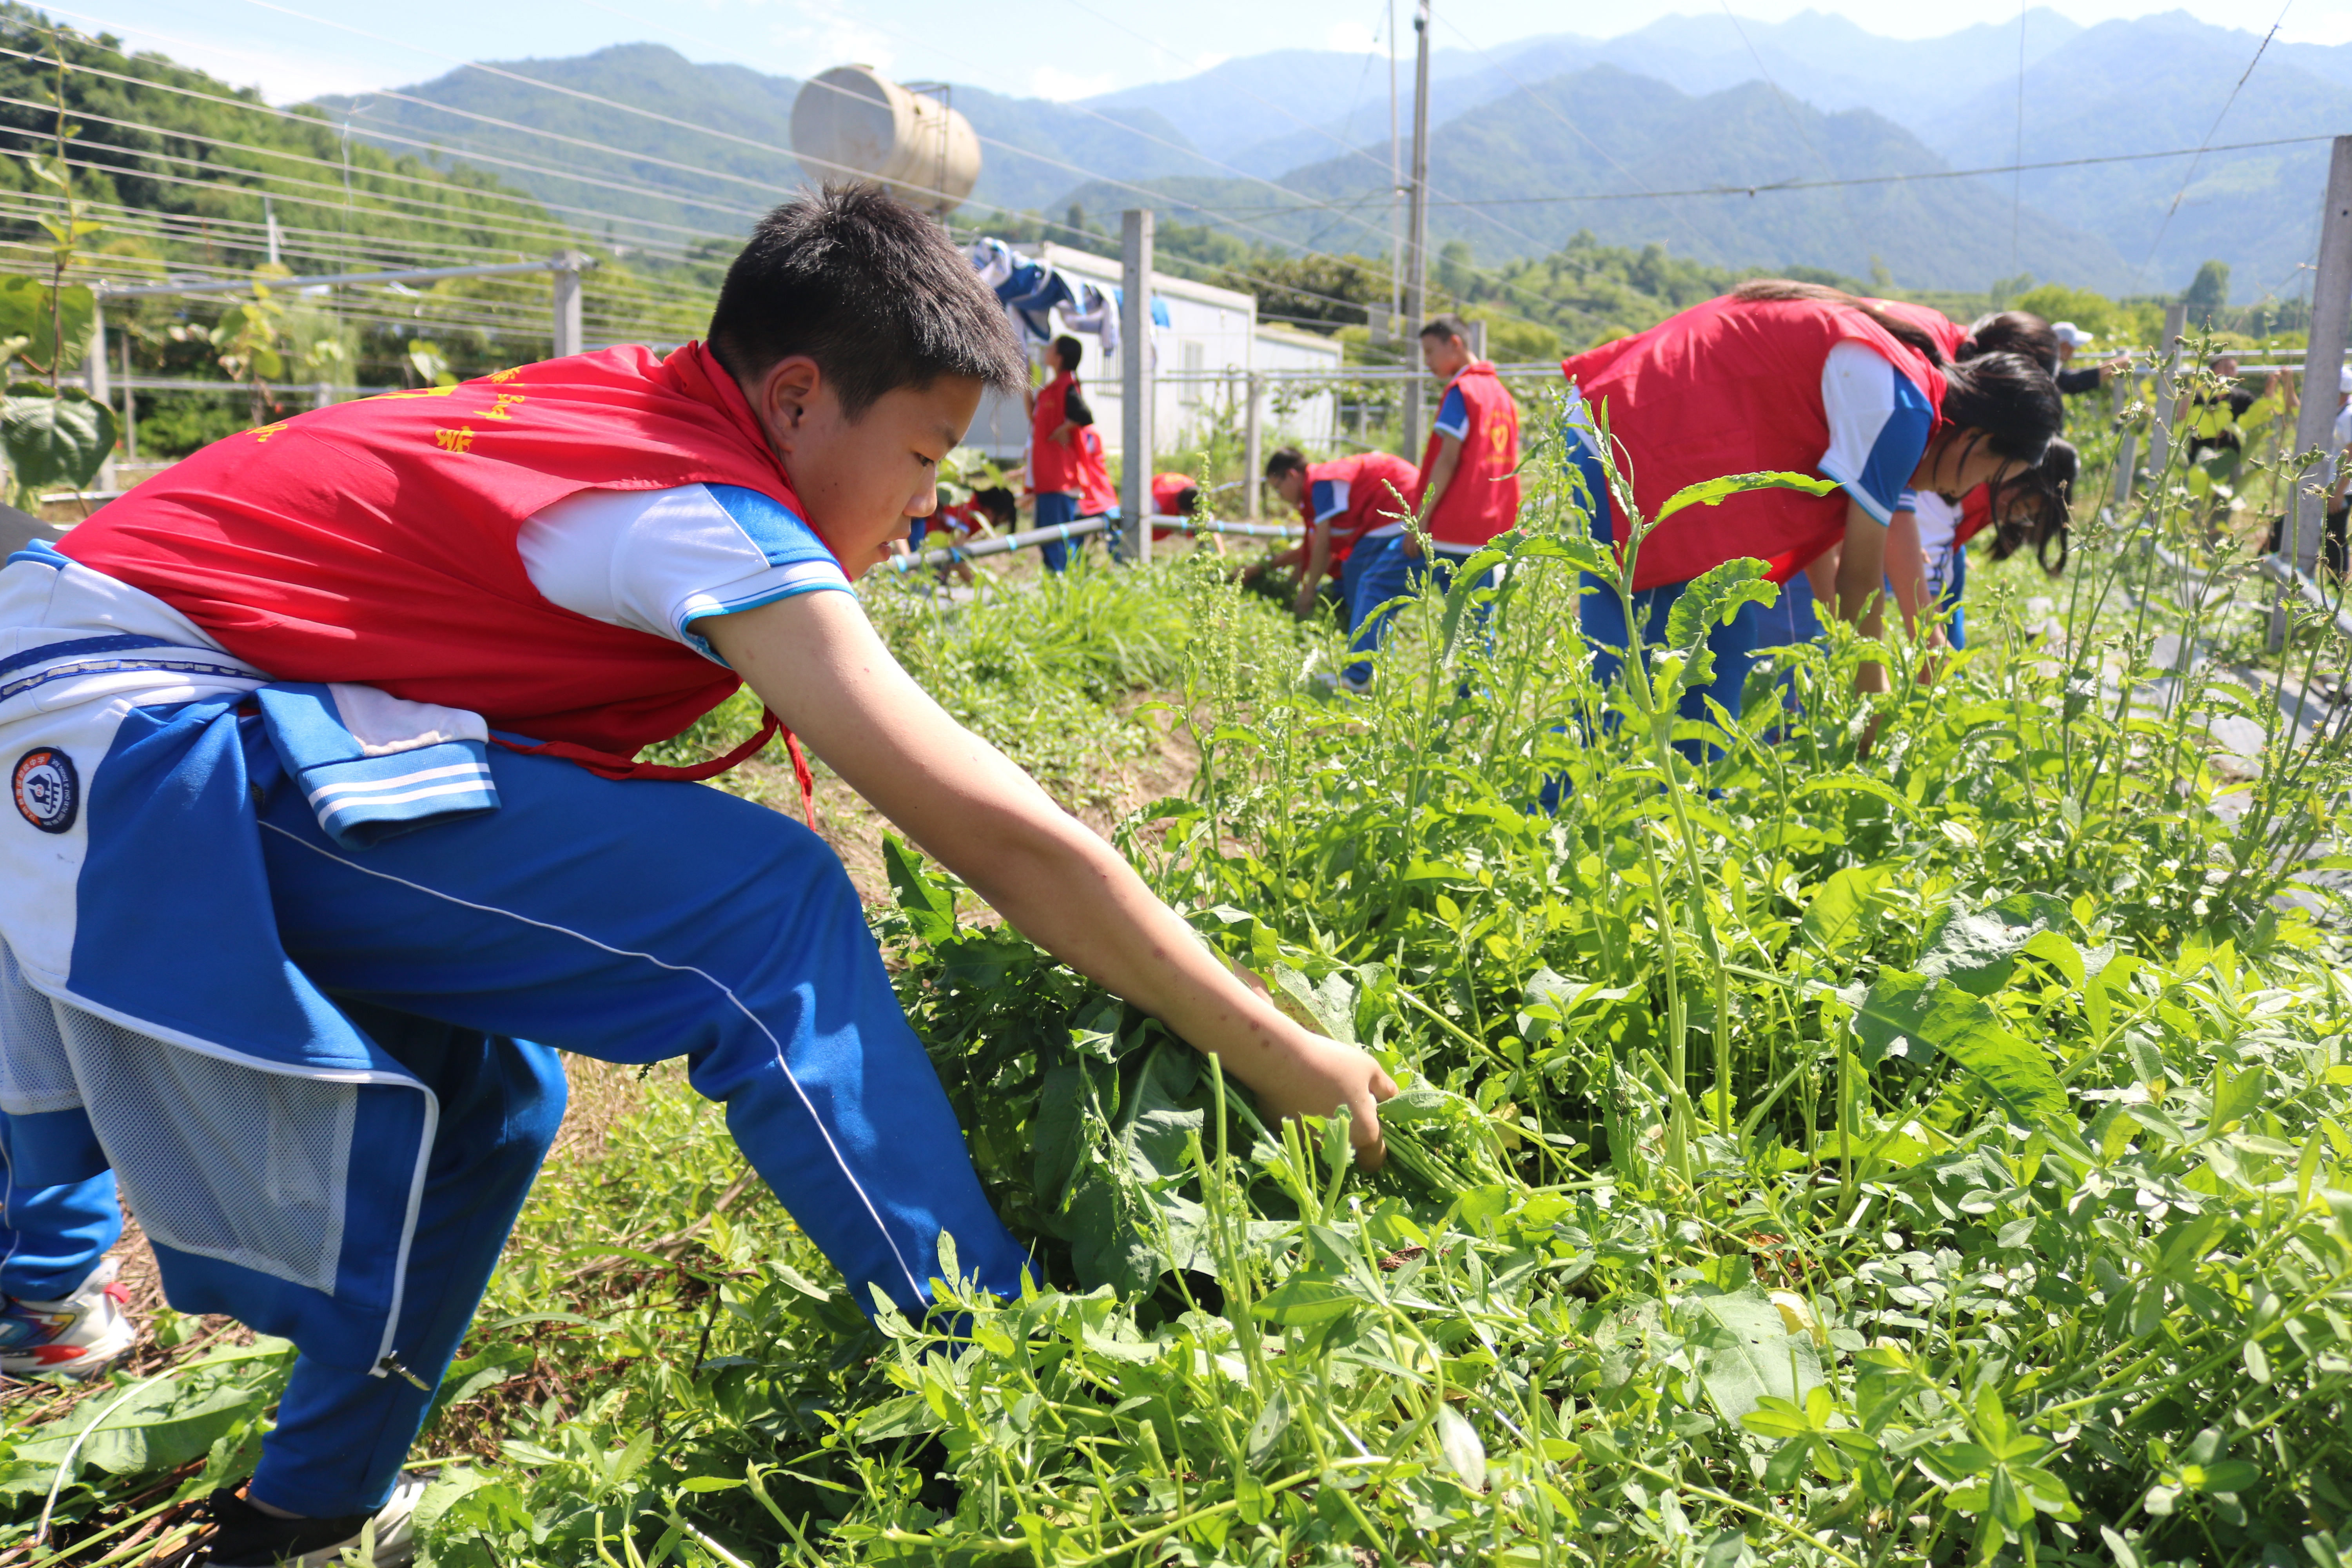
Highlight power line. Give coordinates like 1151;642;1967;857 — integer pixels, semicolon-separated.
1166;133;2339;208
2133;3;2290;291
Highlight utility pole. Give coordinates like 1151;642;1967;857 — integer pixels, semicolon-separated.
1121;209;1156;564
551;251;585;359
2270;134;2352;651
1385;0;1401;349
1401;0;1432;462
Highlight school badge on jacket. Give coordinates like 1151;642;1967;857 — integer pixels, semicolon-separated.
12;747;76;833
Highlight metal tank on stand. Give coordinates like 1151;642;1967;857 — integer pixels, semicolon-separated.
790;65;982;216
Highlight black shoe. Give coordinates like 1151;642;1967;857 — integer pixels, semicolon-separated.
192;1474;426;1566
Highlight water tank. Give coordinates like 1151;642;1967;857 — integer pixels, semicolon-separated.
792;65;981;218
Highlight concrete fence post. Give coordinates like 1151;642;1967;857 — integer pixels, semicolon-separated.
551;252;585;360
1120;209;1155;565
2149;299;2189;478
2269;134;2352;652
1243;372;1263;520
2111;372;2138;505
83;298;116;492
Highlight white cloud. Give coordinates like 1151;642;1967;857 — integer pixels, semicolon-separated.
1192;51;1232;71
1325;19;1380;53
1031;64;1115;99
773;2;897;74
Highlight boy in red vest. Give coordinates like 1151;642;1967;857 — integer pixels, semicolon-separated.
0;186;1392;1566
1151;473;1201;541
1258;446;1420;624
1343;315;1521;689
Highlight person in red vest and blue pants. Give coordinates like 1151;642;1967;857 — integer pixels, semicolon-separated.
1259;447;1421;625
1343;315;1521;690
0;186;1394;1567
1556;279;2060;750
1026;333;1098;573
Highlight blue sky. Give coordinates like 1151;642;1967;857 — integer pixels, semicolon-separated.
42;0;2341;105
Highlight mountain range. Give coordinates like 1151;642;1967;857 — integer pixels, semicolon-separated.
318;8;2352;301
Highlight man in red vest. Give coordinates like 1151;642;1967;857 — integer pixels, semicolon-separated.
1342;315;1521;688
1258;446;1421;624
0;186;1393;1566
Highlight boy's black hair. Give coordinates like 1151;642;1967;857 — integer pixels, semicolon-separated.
1961;311;2059;374
1419;312;1473;345
708;184;1026;417
1940;351;2063;464
1053;334;1084;374
1170;485;1202;517
971;485;1018;524
1265;445;1309;481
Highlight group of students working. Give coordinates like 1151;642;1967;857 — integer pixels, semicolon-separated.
902;329;1205;579
1256;287;2080;714
0;183;2089;1568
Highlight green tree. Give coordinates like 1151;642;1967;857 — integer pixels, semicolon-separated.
2183;260;2231;327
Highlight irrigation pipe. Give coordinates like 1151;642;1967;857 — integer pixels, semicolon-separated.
887;515;1299;573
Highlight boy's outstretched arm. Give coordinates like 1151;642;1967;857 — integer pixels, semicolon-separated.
703;593;1396;1166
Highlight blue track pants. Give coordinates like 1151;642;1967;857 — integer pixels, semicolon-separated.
1036;490;1078;573
71;727;1030;1517
0;1116;120;1301
1343;534;1497;687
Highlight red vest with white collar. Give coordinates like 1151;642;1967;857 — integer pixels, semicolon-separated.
1305;452;1421;565
60;343;809;762
1417;363;1522;548
1561;296;1946;591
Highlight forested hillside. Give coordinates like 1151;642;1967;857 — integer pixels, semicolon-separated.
0;6;716;454
323;43;1205;244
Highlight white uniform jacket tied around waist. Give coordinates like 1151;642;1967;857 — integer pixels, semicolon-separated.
0;540;533;1374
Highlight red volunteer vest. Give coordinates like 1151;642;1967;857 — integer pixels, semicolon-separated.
1075;426;1118;516
59;343;809;763
1305;452;1420;566
1872;299;1968;362
1418;362;1521;549
1029;372;1081;494
1953;485;1994;547
1149;473;1196;539
1561;296;1947;591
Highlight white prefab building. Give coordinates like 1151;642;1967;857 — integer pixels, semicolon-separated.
963;241;1343;469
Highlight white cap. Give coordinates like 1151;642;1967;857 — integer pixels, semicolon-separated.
2051;321;2094;349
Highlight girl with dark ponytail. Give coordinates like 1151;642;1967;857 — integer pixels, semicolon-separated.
1557;281;2063;734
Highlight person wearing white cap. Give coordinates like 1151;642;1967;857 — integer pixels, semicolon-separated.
2051;322;2110;396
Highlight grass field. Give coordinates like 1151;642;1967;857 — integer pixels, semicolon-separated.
11;362;2352;1568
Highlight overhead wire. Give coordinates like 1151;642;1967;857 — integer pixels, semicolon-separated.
64;5;1465;333
1427;7;1718;262
1710;2;1868;263
536;0;1576;330
2132;3;2290;290
0;55;1400;340
1037;0;1593;318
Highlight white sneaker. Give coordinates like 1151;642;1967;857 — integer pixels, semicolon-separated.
0;1256;138;1379
200;1472;431;1567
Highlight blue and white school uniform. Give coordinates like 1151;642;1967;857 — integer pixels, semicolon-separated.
0;484;1029;1516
